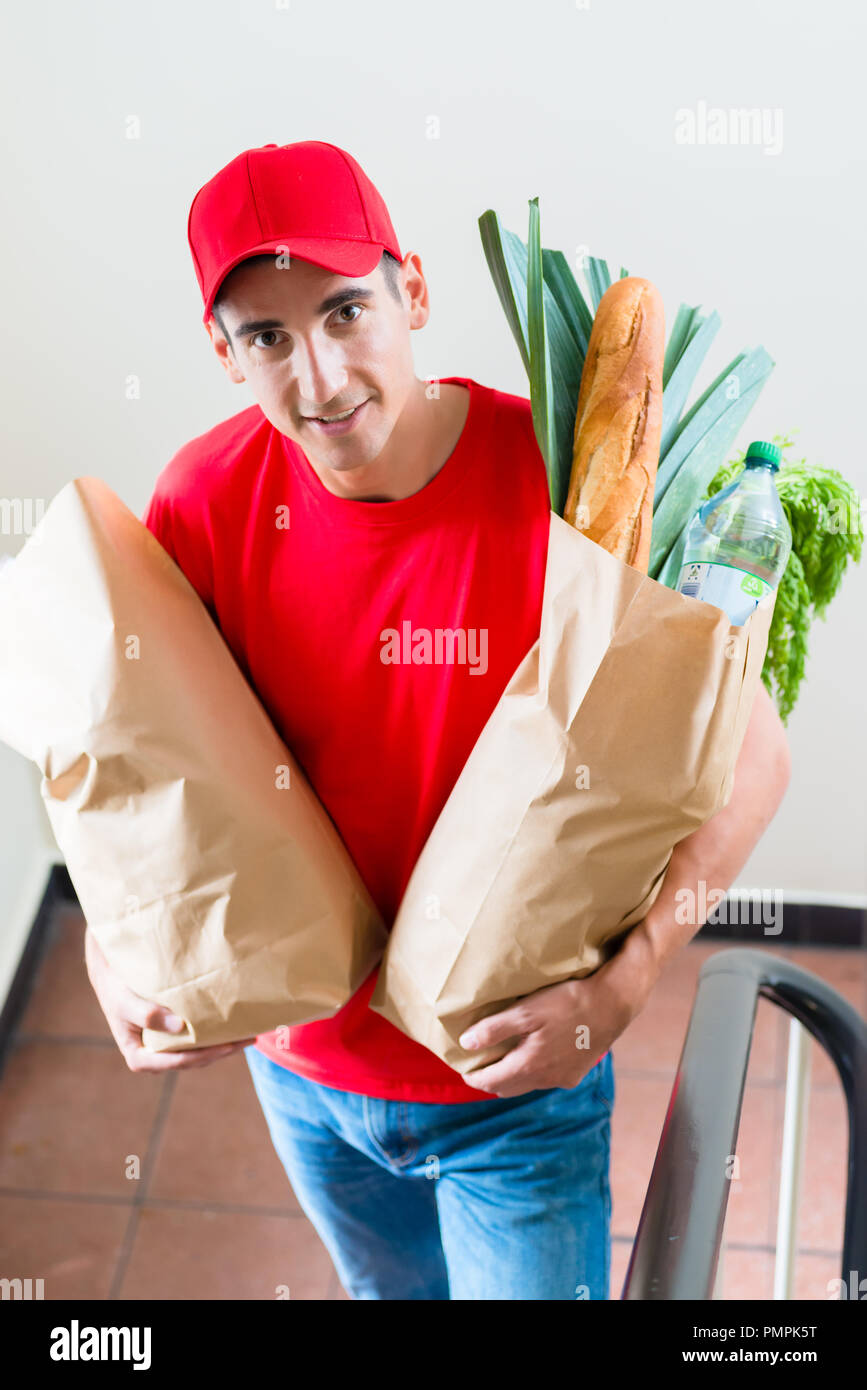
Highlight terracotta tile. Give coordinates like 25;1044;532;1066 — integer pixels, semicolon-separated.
678;938;863;1000
775;944;866;1089
0;1040;164;1195
770;1017;846;1095
777;944;866;1005
808;1041;847;1092
610;1236;633;1299
18;905;110;1041
117;1206;334;1300
763;1064;848;1258
751;997;788;1084
792;1252;844;1301
655;940;727;996
723;1083;784;1247
614;981;783;1083
0;1194;129;1299
149;1050;301;1211
329;1267;351;1299
608;1073;673;1238
819;1265;867;1301
612;987;693;1075
794;1082;848;1254
611;1078;783;1253
661;941;864;1089
719;1246;775;1300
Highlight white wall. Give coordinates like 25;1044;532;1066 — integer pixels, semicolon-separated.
0;746;59;1006
0;0;864;947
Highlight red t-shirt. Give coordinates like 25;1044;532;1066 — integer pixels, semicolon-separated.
141;375;605;1102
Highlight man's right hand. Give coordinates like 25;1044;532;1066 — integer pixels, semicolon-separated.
84;924;257;1073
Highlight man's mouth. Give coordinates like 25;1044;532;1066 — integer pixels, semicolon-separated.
310;406;356;421
303;399;369;435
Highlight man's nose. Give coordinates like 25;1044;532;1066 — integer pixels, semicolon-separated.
294;337;349;410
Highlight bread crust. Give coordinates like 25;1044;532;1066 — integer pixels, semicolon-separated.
563;276;665;573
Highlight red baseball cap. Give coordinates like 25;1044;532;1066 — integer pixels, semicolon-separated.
187;140;403;326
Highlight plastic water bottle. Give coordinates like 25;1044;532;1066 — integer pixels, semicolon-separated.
675;440;792;625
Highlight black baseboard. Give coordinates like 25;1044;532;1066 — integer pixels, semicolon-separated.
0;862;71;1080
55;862;76;901
699;896;865;949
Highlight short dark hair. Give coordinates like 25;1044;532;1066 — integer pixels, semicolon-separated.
211;248;403;342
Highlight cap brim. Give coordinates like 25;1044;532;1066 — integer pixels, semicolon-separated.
203;238;388;325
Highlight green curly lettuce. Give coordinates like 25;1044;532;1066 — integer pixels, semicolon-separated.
703;433;863;723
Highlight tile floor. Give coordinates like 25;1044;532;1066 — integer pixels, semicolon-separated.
0;903;862;1300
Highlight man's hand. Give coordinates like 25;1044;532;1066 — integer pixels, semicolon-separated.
84;924;257;1073
458;924;659;1098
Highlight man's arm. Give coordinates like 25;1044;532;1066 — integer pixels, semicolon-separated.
458;681;792;1096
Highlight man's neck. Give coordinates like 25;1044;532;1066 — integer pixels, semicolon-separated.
302;379;470;502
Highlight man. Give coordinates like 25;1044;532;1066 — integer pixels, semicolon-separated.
84;140;791;1300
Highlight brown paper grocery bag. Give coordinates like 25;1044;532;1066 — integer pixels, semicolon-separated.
369;510;774;1076
0;477;387;1051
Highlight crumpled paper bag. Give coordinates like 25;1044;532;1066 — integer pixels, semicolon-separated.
0;477;387;1050
369;510;775;1075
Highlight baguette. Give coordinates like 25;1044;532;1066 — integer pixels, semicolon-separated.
563;276;665;573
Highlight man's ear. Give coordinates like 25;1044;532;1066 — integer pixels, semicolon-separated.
206;316;245;384
400;251;430;333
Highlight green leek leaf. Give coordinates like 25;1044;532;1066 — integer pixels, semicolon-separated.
542;248;594;358
653;346;774;527
656;523;689;589
659;309;722;457
527;197;560;509
662;304;700;388
584;256;612;312
478;209;532;375
649;360;774;579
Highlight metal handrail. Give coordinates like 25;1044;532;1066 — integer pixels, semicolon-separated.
621;946;867;1300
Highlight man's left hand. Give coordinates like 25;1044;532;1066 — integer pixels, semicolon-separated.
457;923;660;1098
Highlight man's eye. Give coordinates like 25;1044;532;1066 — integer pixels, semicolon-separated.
250;306;361;349
251;330;285;349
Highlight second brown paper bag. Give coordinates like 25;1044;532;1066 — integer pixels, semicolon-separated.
0;477;387;1051
370;510;774;1075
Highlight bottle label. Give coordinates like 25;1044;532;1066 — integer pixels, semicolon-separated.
676;561;771;626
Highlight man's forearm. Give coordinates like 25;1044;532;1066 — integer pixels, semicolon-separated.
627;683;792;981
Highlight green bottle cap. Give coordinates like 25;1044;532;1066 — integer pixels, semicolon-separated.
744;439;782;470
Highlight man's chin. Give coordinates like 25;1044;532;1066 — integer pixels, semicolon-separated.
307;429;388;473
315;450;381;475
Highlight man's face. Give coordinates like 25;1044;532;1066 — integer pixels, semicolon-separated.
206;252;427;473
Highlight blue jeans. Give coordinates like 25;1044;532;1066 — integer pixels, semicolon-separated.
244;1045;615;1300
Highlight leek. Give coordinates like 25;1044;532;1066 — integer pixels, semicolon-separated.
478;201;773;536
